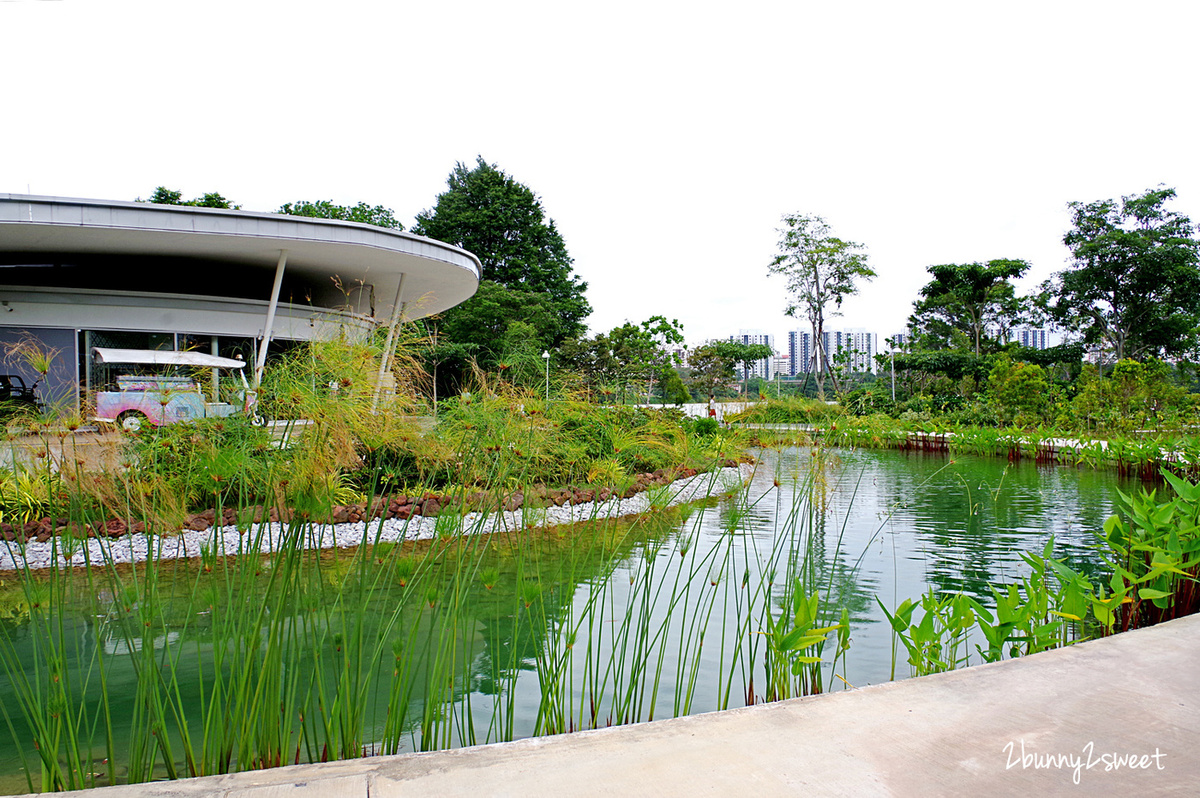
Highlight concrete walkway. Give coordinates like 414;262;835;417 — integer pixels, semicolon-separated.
53;613;1199;797
638;401;756;420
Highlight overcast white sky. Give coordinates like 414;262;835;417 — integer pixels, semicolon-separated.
4;1;1198;349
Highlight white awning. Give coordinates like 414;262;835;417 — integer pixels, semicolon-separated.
91;348;247;369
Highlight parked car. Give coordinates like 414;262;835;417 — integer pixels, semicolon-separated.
92;348;259;432
0;373;41;417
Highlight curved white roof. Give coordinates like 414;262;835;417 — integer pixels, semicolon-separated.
0;194;480;321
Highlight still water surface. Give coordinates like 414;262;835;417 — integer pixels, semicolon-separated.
0;447;1133;788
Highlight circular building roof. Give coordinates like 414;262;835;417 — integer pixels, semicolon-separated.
0;194;480;322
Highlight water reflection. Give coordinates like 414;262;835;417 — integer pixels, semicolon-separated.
0;446;1131;787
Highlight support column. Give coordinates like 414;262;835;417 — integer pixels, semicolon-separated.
211;336;220;402
371;273;406;414
254;250;288;388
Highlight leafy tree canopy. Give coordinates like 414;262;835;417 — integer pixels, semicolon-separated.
143;186;240;209
909;259;1030;356
1011;341;1084;368
893;342;1084;382
687;344;736;398
277;199;403;230
413;157;591;347
688;340;774;397
609;317;685;376
430;280;562;367
708;340;774;373
891;351;992;381
560;317;684;402
1043;187;1200;361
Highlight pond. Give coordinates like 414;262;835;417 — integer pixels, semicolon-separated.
0;446;1133;792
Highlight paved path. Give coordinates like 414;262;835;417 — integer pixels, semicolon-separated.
52;613;1200;797
647;401;756;420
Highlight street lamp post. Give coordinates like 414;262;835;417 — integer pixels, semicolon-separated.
542;350;550;402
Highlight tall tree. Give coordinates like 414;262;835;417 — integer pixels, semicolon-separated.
768;214;875;400
277;200;403;230
412;157;591;349
1043;187;1200;362
909;259;1031;356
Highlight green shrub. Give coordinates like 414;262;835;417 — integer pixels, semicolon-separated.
1070;359;1192;433
986;355;1049;427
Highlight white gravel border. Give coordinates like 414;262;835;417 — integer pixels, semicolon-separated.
1;465;753;571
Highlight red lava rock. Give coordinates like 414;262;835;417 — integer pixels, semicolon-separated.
368;498;386;519
1;523;14;541
242;505;271;523
329;505;352;524
420;498;442;516
25;519;52;540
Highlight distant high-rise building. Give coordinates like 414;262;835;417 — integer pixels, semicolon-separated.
787;329;814;375
786;328;877;373
731;330;775;381
1015;328;1049;350
821;328;877;373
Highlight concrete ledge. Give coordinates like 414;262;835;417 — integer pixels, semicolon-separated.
49;613;1200;797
